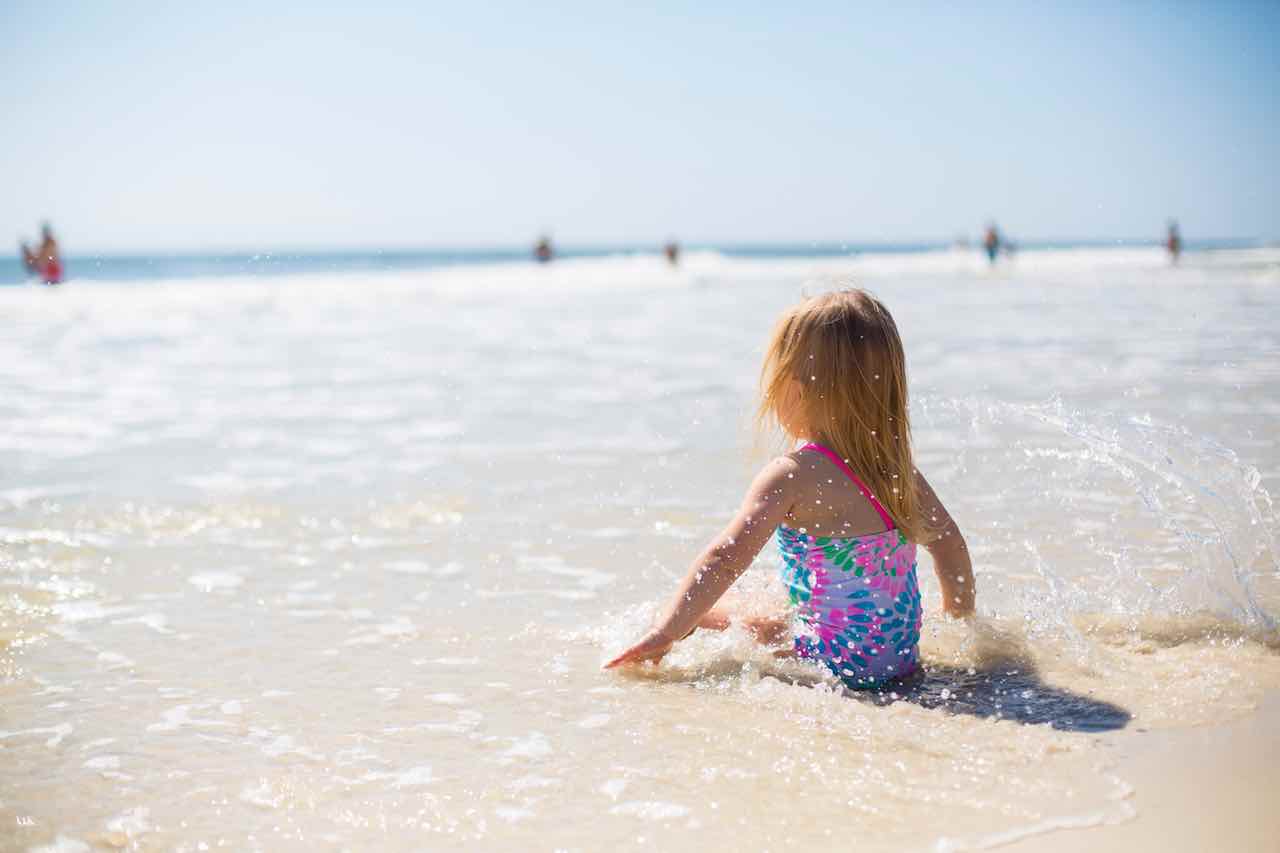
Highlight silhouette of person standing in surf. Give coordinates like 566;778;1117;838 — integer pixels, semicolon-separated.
534;235;554;264
664;240;680;267
982;223;1001;265
1166;220;1182;265
20;222;64;284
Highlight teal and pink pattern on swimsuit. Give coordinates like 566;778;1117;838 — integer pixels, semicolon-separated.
777;443;922;689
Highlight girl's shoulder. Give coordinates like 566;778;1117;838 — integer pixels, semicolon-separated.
744;454;804;494
778;445;833;480
749;451;823;498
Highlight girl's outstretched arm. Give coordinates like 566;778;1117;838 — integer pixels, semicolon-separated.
604;456;800;668
916;470;975;617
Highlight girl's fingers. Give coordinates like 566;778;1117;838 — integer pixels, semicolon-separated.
603;646;644;668
602;651;633;668
604;648;654;668
603;639;668;669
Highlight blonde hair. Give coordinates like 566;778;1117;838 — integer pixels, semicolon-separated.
757;288;930;542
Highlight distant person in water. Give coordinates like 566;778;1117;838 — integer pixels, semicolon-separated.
20;223;63;284
982;223;1001;265
664;240;680;266
1166;220;1182;264
534;235;554;264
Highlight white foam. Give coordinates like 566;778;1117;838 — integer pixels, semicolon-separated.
29;837;91;853
103;807;151;843
112;612;173;633
344;616;417;646
0;527;111;547
240;780;281;809
425;657;480;667
0;485;81;509
147;705;230;733
385;560;463;577
600;779;628;800
0;722;72;748
390;765;434;787
51;601;132;623
358;765;434;788
508;774;560;790
502;732;552;761
97;651;135;670
608;801;690;820
187;571;244;591
83;755;121;770
258;733;324;760
518;555;615;588
79;738;116;751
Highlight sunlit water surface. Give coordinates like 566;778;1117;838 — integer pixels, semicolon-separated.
2;247;1279;851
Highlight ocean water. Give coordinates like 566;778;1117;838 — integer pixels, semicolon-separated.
2;245;1278;851
2;244;951;287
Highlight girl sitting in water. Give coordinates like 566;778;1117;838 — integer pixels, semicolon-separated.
606;289;975;688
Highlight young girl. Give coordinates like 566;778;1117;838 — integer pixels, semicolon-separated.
605;289;975;688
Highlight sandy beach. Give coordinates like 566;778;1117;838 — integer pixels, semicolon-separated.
1002;691;1280;853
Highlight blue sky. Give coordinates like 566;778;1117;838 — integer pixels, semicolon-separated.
3;2;1277;251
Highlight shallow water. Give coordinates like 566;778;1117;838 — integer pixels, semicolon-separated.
2;247;1278;851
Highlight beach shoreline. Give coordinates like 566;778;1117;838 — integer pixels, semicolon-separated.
994;691;1280;853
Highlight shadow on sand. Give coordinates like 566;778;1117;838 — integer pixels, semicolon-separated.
855;661;1131;733
638;653;1132;733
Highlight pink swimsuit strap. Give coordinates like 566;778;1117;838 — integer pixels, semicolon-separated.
799;442;895;532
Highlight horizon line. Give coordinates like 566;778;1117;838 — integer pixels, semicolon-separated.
6;236;1270;259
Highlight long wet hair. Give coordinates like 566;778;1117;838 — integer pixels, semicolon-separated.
757;289;930;542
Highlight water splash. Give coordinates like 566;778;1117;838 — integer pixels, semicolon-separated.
917;396;1279;637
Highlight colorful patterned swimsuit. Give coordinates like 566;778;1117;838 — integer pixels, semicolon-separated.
778;443;923;689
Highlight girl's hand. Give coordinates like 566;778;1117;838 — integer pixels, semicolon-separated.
603;628;676;669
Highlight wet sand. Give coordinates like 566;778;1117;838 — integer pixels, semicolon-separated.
1001;691;1280;852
